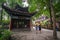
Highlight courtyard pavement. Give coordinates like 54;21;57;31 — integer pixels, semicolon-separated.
11;28;60;40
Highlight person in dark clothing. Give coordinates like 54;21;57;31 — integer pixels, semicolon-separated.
39;24;41;33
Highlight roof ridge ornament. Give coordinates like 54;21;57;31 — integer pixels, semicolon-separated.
22;0;29;7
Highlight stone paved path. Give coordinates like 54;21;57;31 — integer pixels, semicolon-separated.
11;28;60;40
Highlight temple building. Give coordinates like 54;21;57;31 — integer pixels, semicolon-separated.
2;3;36;30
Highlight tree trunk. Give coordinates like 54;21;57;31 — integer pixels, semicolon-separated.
1;8;3;22
50;0;57;39
46;0;53;29
48;4;53;29
59;22;60;31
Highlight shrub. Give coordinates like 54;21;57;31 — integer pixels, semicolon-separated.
0;30;12;40
2;20;10;25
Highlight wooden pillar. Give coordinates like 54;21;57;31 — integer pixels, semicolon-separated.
30;19;32;31
27;20;31;31
17;21;19;29
9;19;12;30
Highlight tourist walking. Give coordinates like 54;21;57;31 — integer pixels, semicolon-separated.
39;24;41;33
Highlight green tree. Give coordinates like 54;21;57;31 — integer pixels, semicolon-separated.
49;0;57;39
29;0;58;39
